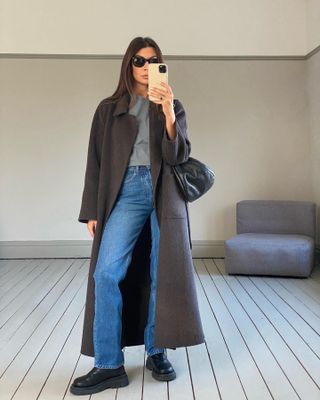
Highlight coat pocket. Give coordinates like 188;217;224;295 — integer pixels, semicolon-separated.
162;172;187;219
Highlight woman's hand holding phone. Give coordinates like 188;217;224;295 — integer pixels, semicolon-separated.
149;81;175;122
148;63;173;112
149;82;174;109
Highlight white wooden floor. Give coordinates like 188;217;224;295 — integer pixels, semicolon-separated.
0;258;320;400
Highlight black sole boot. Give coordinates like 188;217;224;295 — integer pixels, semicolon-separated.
146;353;176;381
69;366;129;395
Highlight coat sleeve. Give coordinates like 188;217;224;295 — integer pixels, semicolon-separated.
161;99;191;166
78;103;104;224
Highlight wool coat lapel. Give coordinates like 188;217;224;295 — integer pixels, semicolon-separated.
104;93;164;216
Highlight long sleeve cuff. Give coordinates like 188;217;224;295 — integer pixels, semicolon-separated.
161;100;191;166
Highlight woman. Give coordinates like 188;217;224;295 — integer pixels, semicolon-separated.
70;36;204;396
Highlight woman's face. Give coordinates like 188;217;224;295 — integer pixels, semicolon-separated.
131;46;157;88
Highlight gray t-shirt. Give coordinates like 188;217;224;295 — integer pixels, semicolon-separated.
128;95;150;166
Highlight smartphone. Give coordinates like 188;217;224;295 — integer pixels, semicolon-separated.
148;63;168;102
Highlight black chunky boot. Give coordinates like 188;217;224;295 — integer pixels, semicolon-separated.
69;366;129;395
146;352;176;381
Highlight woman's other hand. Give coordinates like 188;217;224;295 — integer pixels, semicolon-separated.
87;220;97;238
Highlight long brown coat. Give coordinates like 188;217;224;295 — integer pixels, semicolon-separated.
78;92;205;356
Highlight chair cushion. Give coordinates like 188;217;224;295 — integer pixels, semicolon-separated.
225;233;314;277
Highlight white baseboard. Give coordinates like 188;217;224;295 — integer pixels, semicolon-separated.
0;240;225;259
191;240;225;258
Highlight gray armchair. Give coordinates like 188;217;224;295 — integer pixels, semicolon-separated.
225;200;317;277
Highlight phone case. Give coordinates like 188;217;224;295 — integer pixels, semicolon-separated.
148;63;168;102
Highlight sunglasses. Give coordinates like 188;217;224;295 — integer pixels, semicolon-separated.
131;55;159;68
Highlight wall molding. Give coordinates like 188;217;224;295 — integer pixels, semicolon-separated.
0;240;225;259
0;54;306;60
306;43;320;59
1;44;320;61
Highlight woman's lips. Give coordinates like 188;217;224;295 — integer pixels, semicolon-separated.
142;75;148;78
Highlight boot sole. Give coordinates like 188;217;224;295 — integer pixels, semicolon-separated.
69;373;129;395
146;358;176;381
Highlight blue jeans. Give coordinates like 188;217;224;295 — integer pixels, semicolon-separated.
93;165;165;368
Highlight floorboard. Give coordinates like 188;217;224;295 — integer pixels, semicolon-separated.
0;258;319;400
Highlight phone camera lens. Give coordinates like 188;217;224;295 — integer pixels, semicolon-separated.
159;64;167;73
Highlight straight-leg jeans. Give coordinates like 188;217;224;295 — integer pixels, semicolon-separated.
93;165;165;369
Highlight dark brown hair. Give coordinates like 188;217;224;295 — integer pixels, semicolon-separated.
106;36;164;113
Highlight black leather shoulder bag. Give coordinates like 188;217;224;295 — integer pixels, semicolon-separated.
172;157;215;202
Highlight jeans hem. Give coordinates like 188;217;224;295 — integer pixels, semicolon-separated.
94;362;124;369
146;348;165;357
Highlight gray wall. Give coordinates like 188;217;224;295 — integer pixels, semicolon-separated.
307;49;320;245
1;54;317;255
1;1;320;257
